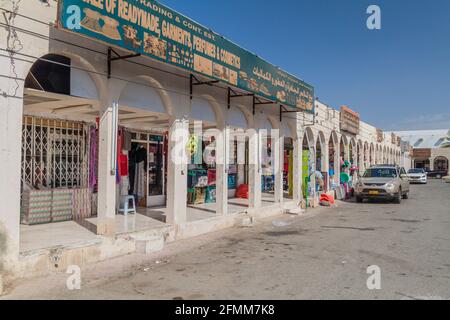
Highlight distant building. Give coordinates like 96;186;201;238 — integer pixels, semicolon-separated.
394;130;450;175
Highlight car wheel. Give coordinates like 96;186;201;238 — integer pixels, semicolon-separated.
402;192;409;199
356;196;363;203
393;189;402;204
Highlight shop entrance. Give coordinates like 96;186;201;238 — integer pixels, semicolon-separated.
128;132;166;208
414;159;430;170
434;156;448;173
284;137;294;199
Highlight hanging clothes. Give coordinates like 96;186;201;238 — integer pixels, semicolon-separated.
129;144;147;200
134;161;146;200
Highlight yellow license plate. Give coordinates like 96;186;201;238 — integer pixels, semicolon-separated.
369;190;380;195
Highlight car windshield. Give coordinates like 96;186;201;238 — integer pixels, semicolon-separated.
363;168;398;178
408;169;424;174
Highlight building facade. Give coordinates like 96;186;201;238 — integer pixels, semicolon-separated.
395;130;450;175
0;0;404;289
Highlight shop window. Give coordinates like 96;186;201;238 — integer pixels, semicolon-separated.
21;116;89;190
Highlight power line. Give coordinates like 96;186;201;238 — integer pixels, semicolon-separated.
0;48;303;125
0;20;303;123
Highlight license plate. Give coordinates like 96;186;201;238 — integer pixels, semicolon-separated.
369;190;380;195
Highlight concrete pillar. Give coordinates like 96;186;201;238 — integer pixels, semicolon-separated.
273;131;284;204
97;105;118;236
335;140;341;186
215;128;229;215
0;71;23;281
236;136;246;187
292;135;303;204
166;118;188;225
248;130;262;209
322;143;330;191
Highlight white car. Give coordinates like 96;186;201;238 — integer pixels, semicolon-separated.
407;168;428;184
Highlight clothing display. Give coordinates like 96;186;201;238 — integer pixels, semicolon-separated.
119;154;129;177
129;144;147;197
134;161;146;200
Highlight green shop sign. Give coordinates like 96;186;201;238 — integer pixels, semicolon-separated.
58;0;314;112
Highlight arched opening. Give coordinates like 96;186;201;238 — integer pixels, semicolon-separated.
227;106;249;200
185;97;228;215
260;118;275;197
302;131;313;199
357;141;363;173
370;143;374;165
329;135;336;182
340;137;346;161
282;122;295;199
434;156;449;175
315;135;325;193
117;80;172;211
20;53;104;253
316;136;323;172
364;142;369;168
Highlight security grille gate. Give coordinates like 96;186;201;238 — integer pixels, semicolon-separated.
21;116;90;191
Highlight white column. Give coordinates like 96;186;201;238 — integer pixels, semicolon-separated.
236;135;246;186
273;130;284;204
335;140;341;186
0;77;23;277
97;105;118;236
215;128;229;215
292;135;303;204
166;118;188;225
323;144;330;191
248;130;262;208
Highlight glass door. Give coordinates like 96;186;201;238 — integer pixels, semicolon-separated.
147;135;166;207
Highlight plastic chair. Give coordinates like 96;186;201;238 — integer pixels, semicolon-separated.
118;195;137;215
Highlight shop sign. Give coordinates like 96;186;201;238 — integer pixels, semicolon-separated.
413;148;431;159
340;106;360;135
58;0;314;112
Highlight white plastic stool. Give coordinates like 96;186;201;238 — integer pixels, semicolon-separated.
118;195;137;215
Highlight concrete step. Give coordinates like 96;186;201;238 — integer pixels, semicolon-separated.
133;235;165;255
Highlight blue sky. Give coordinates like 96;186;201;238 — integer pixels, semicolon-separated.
161;0;450;131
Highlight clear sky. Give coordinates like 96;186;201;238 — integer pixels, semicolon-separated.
161;0;450;131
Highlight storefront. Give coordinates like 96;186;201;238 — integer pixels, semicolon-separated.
0;0;337;283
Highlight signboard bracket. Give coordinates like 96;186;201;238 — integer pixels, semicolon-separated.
190;74;220;100
107;47;141;79
253;95;274;115
227;87;254;109
280;105;305;122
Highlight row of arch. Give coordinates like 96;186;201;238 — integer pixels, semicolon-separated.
301;127;402;175
25;53;297;136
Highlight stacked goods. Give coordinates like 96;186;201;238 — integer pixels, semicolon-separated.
72;188;92;220
21;189;73;225
51;189;73;222
21;190;53;225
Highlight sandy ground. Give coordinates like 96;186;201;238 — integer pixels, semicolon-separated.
2;180;450;300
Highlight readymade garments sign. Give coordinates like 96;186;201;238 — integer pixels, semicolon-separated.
58;0;314;112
